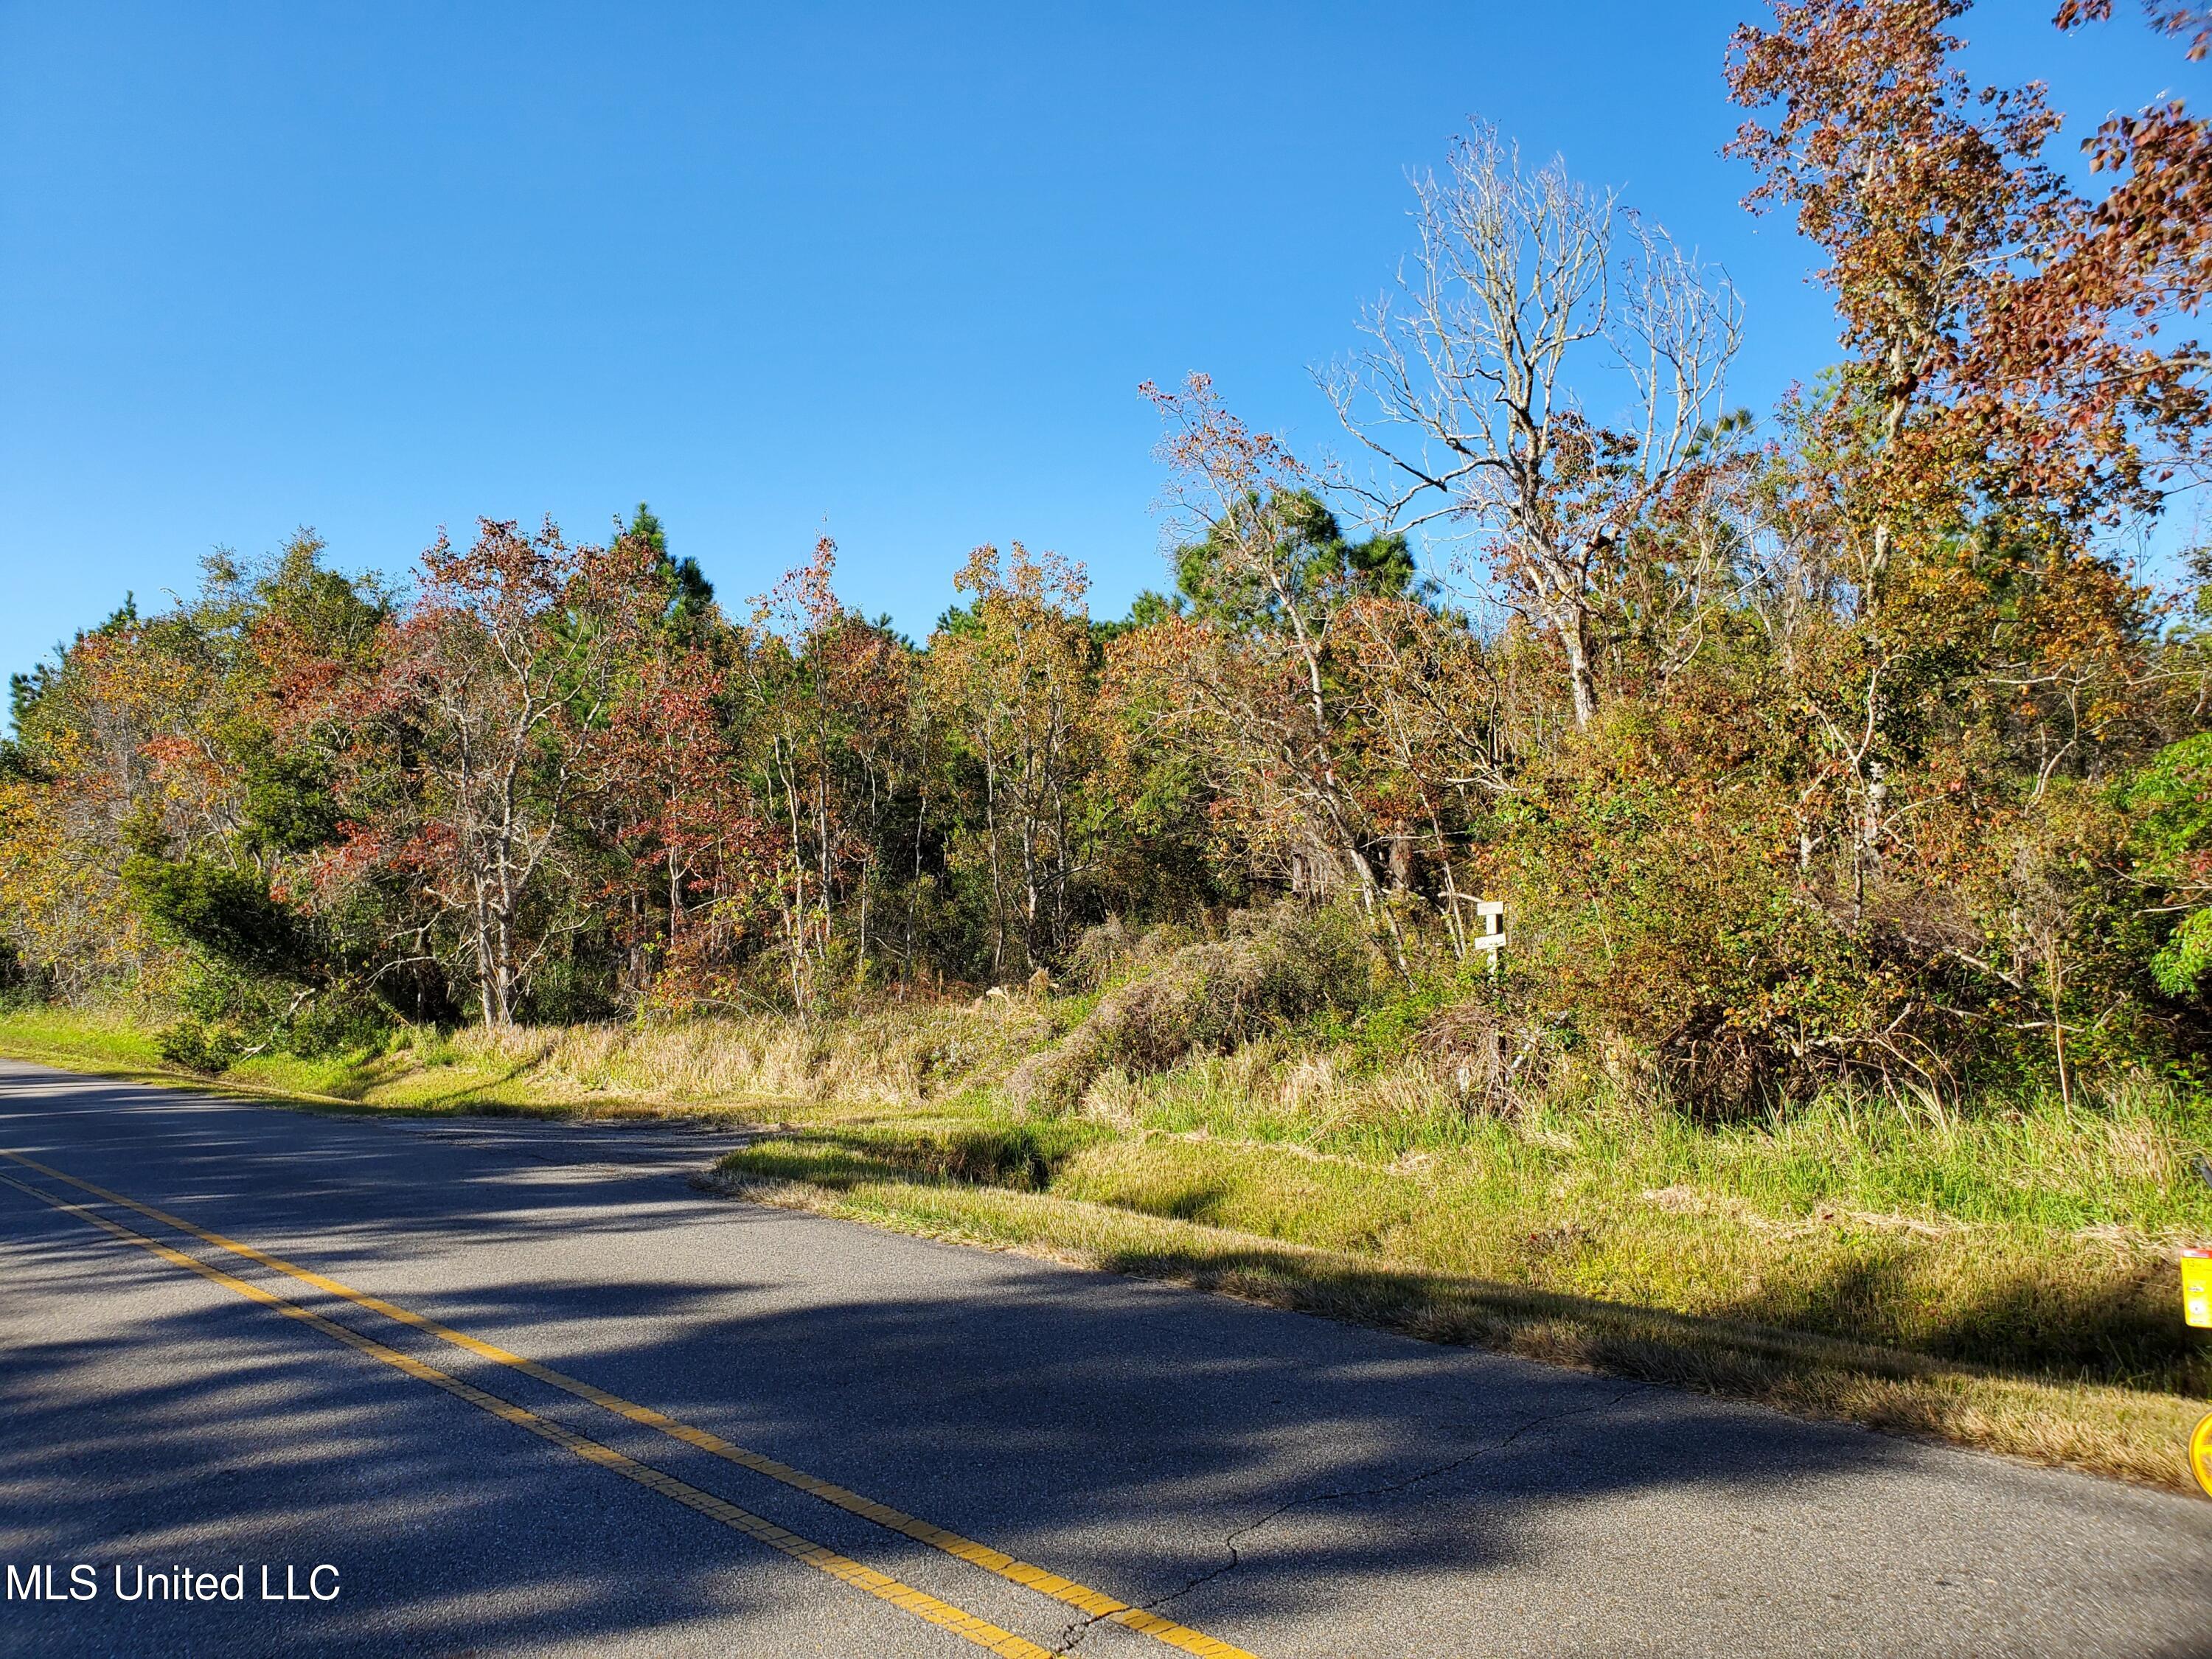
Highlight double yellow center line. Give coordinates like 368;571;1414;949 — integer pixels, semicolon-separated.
0;1145;1256;1659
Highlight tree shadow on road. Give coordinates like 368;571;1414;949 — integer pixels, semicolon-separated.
4;1068;2211;1658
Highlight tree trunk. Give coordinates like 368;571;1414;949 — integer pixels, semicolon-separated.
1562;605;1599;728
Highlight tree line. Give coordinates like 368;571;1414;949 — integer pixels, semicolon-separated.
7;0;2211;1110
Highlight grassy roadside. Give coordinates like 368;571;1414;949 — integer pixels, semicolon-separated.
710;1160;2207;1492
0;1004;791;1120
7;1001;2210;1494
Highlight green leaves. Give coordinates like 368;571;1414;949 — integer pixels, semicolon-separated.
2116;733;2212;995
2116;731;2212;863
241;747;341;855
1169;488;1430;633
122;853;317;985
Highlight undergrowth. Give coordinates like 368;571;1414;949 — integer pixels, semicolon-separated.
8;925;2212;1491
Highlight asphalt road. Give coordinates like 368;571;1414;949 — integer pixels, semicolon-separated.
1;1059;2207;1658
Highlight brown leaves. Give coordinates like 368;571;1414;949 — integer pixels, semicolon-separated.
2056;0;2211;60
1728;0;2209;529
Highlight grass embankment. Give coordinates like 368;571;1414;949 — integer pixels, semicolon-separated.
0;999;1043;1119
4;998;2209;1492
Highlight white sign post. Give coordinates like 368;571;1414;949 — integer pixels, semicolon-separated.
1471;900;1506;978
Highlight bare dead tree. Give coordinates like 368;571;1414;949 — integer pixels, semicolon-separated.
1327;124;1743;726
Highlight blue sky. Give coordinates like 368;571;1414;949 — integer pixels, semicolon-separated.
0;1;2195;697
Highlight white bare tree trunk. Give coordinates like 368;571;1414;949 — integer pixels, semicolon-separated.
1328;123;1742;726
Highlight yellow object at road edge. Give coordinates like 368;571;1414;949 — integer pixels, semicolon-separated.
2182;1253;2212;1330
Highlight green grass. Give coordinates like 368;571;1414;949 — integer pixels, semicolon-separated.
7;998;2211;1492
721;1099;2211;1394
712;1160;2208;1492
709;1029;2212;1491
0;1004;167;1071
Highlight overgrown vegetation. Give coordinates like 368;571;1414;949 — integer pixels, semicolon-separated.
8;958;2207;1486
4;0;2212;1486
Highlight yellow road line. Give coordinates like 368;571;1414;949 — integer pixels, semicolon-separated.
0;1167;1054;1659
0;1146;1256;1659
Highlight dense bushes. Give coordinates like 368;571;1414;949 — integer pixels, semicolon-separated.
4;6;2211;1121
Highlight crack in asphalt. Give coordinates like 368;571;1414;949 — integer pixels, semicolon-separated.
1049;1382;1653;1655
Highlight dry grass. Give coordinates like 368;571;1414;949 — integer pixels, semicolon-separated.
1007;904;1371;1112
8;995;2211;1492
418;1002;1053;1112
0;1000;1054;1119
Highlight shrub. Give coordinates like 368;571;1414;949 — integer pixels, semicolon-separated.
284;984;393;1057
1009;901;1378;1111
1065;914;1200;990
1481;701;2189;1116
157;1015;248;1074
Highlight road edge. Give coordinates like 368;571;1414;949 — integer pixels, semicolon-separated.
701;1166;2212;1500
7;1040;2203;1500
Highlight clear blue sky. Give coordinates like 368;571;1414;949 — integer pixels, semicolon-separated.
0;1;2194;698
